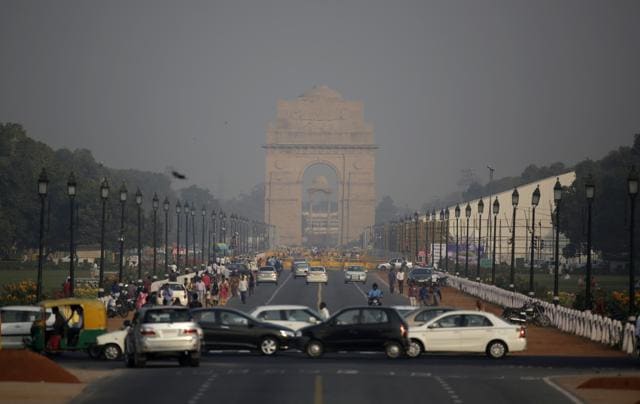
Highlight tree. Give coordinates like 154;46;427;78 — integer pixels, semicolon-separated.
375;196;399;224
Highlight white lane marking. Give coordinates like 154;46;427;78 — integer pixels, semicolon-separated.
352;282;368;299
337;369;359;375
317;282;322;308
435;376;463;404
542;376;584;404
187;373;217;404
410;372;432;377
264;271;293;305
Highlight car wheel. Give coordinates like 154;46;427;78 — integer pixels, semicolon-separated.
87;344;102;359
486;340;507;359
189;352;200;367
260;336;278;356
178;354;189;366
385;341;403;359
406;340;422;358
306;340;323;358
133;352;146;368
103;343;122;361
125;353;135;368
325;282;328;286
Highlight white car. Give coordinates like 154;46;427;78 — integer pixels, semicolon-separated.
306;266;328;285
95;328;127;360
249;305;322;331
0;306;54;349
154;282;189;305
407;310;527;359
344;265;367;283
378;258;413;271
256;266;278;284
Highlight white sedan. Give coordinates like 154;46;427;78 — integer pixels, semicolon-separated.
249;305;322;331
407;310;527;359
95;328;127;360
306;266;328;285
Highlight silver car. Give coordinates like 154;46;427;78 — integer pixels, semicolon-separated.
257;266;278;284
293;261;309;278
306;266;328;285
124;306;202;368
344;265;367;283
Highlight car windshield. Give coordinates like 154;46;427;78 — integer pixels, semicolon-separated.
167;283;185;291
413;268;431;275
143;309;191;323
310;267;325;272
348;266;364;272
259;267;275;272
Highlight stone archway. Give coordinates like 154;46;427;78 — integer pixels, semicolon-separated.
264;86;377;246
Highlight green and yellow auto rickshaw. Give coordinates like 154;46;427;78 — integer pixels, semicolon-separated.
28;298;107;357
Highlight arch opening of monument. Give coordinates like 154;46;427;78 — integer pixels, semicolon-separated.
264;86;377;246
301;163;339;248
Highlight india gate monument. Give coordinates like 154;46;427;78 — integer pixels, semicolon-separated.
264;86;377;246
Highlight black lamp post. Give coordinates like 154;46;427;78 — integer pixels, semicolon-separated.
465;203;471;278
627;166;638;318
184;202;190;268
476;199;484;282
430;210;436;265
510;188;519;291
99;178;109;288
211;210;217;262
201;206;206;266
175;201;181;269
583;175;595;310
491;198;499;284
529;185;541;297
444;209;450;272
36;168;49;302
135;188;143;280
67;172;77;296
220;211;226;247
163;197;169;273
553;178;562;305
454;204;460;274
438;210;444;269
413;212;419;264
118;183;127;282
152;193;159;276
191;208;196;266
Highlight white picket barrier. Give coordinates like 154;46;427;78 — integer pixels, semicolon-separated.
445;274;633;354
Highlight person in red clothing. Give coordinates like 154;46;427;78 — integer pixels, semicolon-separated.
62;277;72;297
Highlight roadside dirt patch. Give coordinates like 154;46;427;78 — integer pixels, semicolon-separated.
579;376;640;390
0;350;80;383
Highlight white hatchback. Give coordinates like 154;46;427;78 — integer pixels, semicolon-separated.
306;266;328;285
0;306;54;349
249;305;322;331
407;310;527;359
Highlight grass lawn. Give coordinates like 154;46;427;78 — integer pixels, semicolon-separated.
0;268;95;295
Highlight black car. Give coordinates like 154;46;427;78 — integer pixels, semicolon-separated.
295;306;409;359
227;263;251;277
407;267;435;284
190;308;295;356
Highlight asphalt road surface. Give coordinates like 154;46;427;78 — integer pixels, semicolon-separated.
66;269;638;404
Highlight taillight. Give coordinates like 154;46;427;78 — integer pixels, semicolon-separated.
518;327;526;338
182;329;199;335
140;329;156;336
400;324;407;337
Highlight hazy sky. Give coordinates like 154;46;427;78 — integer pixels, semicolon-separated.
1;0;639;209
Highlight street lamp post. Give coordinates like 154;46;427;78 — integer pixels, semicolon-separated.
465;204;471;278
529;186;541;297
163;197;169;274
584;176;595;310
67;173;77;296
553;178;562;305
99;178;109;288
152;193;159;276
430;210;436;266
413;212;419;264
211;210;217;263
36;169;49;301
191;208;196;267
627;166;638;318
175;201;181;269
184;202;190;268
491;198;499;284
135;188;143;280
455;205;460;274
476;199;484;282
118;183;127;282
510;188;519;291
444;209;450;272
201;207;206;266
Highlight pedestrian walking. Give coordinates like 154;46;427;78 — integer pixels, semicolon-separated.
195;277;207;306
432;284;441;306
209;278;219;306
419;283;430;306
248;272;255;296
319;302;330;320
388;267;396;294
219;278;230;306
238;275;248;304
396;267;406;295
408;282;418;307
161;284;173;306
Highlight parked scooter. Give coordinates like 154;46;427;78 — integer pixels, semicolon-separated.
502;301;550;327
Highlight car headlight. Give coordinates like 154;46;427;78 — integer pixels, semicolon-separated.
279;330;295;338
294;330;302;337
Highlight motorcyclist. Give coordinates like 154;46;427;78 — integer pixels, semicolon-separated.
367;283;383;305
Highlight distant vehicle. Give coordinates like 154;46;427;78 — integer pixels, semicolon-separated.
407;267;439;285
295;306;410;359
293;261;310;278
191;307;295;355
306;266;328;285
0;306;54;349
391;305;418;318
344;265;367;284
403;306;456;327
124;306;202;368
227;263;251;277
154;282;188;305
378;258;413;271
406;310;527;359
249;305;322;331
95;328;127;360
256;266;278;284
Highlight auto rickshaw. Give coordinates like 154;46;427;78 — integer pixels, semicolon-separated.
28;298;107;358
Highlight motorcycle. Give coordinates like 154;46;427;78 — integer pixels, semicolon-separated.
502;301;550;327
368;297;383;306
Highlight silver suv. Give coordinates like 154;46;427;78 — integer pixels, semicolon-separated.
124;306;202;368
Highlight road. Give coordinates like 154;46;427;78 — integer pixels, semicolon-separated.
66;269;637;404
